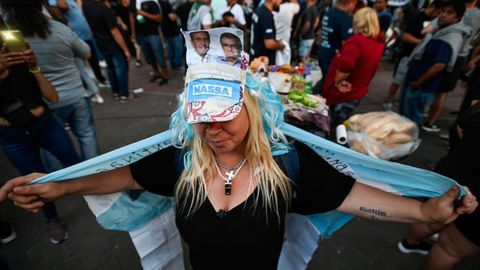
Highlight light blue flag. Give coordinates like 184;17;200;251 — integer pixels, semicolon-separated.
29;124;466;269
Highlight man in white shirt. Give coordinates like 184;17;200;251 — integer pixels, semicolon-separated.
222;0;247;30
273;0;300;65
186;31;216;66
187;0;214;30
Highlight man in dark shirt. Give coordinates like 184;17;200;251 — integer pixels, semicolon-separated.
82;0;132;101
374;0;392;33
293;0;319;63
131;0;169;85
400;0;467;125
315;0;355;92
158;0;183;70
251;0;285;65
383;1;439;111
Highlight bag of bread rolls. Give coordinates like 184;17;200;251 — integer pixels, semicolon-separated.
345;111;420;160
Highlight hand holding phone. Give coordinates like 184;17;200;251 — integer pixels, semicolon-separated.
0;47;25;74
0;30;27;52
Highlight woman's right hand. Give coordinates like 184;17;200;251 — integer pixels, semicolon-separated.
0;173;66;213
0;47;27;74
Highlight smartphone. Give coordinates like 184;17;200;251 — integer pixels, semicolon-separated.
0;30;26;52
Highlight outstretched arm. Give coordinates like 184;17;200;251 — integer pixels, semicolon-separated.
0;166;143;213
337;182;477;224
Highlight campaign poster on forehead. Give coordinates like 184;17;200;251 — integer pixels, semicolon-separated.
182;27;249;69
182;28;248;123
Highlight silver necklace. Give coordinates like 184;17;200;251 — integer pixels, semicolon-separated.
215;158;246;171
214;159;247;195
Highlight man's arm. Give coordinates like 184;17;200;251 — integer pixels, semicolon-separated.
228;17;246;30
401;32;421;45
264;39;285;50
111;28;132;60
410;63;446;89
130;11;137;41
56;0;69;11
137;9;162;23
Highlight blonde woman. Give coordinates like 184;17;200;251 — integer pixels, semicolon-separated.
0;70;477;268
322;7;385;127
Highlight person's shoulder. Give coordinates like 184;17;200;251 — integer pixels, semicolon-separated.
286;3;300;14
49;20;73;34
231;3;242;11
256;4;270;15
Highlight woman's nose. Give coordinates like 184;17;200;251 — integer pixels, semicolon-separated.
205;122;222;133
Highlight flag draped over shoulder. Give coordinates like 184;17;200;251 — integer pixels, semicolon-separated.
31;124;466;270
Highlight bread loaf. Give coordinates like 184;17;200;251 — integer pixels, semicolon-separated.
384;132;412;144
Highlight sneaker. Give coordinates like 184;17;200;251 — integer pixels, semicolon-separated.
0;221;17;244
382;102;393;111
48;219;68;245
119;96;128;103
439;133;450;140
397;239;431;255
149;75;162;83
90;93;105;104
422;123;441;132
113;93;120;100
158;78;168;86
135;60;142;67
98;81;110;88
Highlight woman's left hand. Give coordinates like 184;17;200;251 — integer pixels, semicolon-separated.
336;80;352;92
21;43;38;69
421;186;478;224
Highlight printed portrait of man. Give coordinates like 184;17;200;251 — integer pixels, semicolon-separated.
216;32;243;68
187;31;216;65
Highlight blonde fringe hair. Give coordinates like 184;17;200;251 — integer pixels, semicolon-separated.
174;91;292;219
353;7;380;38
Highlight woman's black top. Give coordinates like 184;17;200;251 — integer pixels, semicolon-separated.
130;141;355;270
0;65;46;117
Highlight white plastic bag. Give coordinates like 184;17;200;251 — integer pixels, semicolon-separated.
346;112;421;160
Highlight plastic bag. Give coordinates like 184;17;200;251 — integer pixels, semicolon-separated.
346;111;421;160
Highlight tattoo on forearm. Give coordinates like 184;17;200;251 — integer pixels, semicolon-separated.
359;206;388;219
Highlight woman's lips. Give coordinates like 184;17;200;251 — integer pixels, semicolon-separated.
210;139;226;147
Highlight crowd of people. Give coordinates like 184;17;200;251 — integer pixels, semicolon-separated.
0;0;479;269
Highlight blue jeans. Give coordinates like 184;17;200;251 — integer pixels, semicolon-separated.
330;99;362;128
138;34;166;67
0;113;81;220
166;34;183;69
400;86;435;125
45;97;100;162
104;48;129;98
84;39;106;83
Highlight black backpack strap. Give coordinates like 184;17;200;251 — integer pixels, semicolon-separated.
274;144;300;183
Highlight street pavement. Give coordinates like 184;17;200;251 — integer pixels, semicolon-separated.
1;61;479;270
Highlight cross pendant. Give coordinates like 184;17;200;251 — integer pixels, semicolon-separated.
226;170;235;180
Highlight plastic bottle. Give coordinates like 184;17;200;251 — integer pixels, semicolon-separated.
304;67;312;94
309;60;322;86
137;15;146;24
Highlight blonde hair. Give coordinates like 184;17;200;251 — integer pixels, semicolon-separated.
353;7;380;38
174;91;292;219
